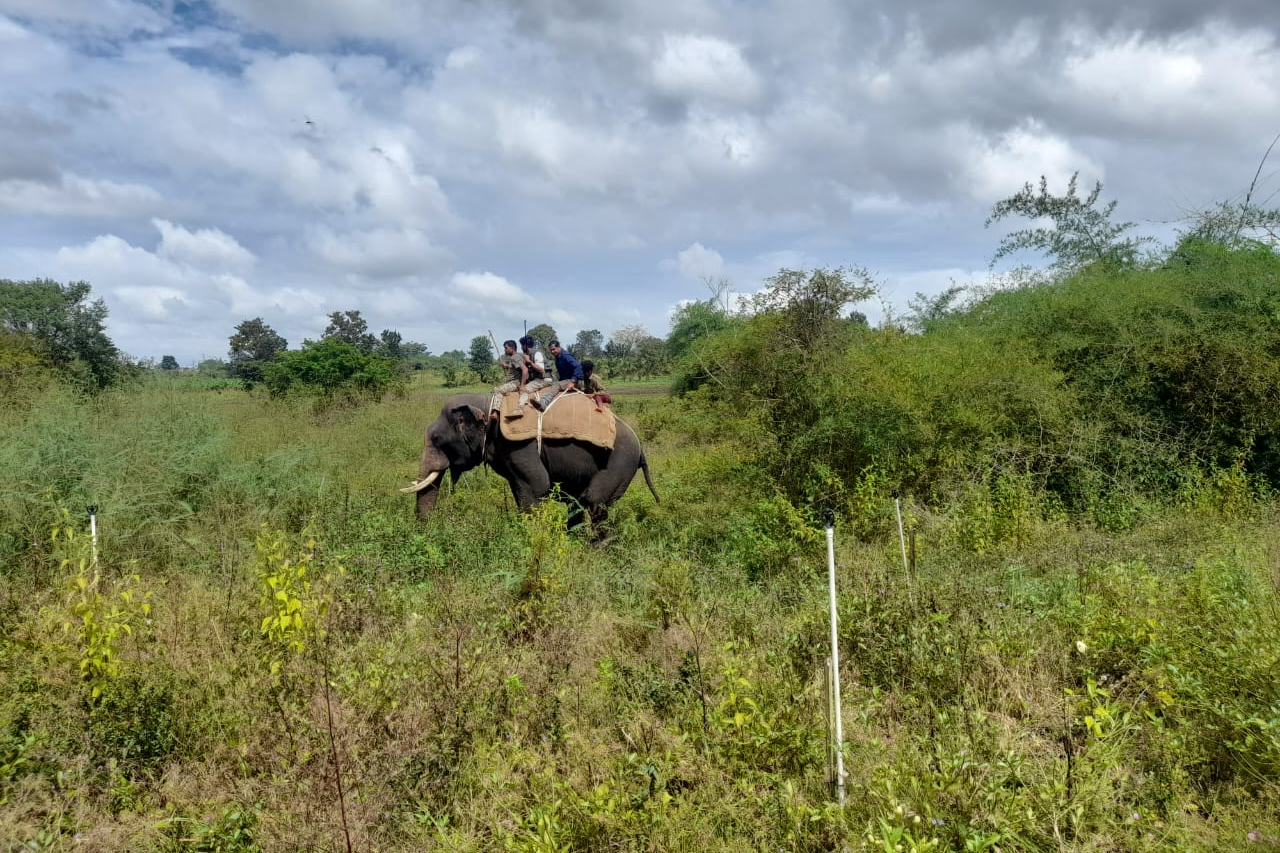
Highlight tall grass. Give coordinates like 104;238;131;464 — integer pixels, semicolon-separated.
0;371;1277;852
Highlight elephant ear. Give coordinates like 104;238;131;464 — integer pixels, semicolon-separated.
449;404;488;431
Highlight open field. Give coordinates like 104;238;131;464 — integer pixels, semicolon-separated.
1;368;1278;852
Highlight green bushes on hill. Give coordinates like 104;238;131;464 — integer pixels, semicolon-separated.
673;243;1280;534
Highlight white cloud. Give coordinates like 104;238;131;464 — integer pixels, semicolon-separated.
56;234;179;290
0;15;70;80
671;242;725;282
47;224;326;347
2;0;1279;362
0;173;164;218
1062;26;1280;135
207;0;395;43
447;271;584;328
154;219;256;271
653;33;761;104
113;285;190;320
444;45;482;70
881;267;984;302
452;271;534;305
683;111;765;170
242;52;355;128
0;0;166;35
356;141;453;224
953;120;1102;202
493;101;632;193
307;225;448;279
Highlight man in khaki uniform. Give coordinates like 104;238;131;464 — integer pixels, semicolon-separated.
489;339;528;419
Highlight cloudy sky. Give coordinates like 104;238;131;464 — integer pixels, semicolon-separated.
2;1;1278;363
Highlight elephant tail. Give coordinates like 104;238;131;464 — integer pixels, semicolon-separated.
639;453;660;503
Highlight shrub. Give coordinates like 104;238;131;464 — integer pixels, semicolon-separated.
968;242;1280;486
87;671;181;771
262;338;401;403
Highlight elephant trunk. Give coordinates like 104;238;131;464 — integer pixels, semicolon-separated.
416;482;442;519
409;443;450;521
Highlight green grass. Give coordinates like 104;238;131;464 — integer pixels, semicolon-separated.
0;372;1277;852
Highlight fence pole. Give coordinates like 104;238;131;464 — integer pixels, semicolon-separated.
894;496;915;608
824;510;845;805
88;504;100;564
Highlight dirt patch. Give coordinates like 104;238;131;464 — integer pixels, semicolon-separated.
609;382;672;397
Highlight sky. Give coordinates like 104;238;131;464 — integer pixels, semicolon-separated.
1;1;1278;364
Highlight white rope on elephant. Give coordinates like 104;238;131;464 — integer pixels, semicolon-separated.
533;390;581;455
535;392;563;455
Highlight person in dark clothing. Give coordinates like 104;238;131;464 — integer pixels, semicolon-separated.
520;334;554;397
581;360;611;411
532;340;584;410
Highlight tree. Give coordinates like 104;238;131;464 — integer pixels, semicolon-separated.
986;173;1152;274
400;340;429;358
0;278;122;389
262;337;399;403
606;324;651;356
572;329;604;358
469;335;497;381
323;310;377;354
749;267;877;351
159;355;179;370
440;348;469;387
526;323;558;347
631;335;669;374
1177;135;1280;251
667;300;731;360
377;329;403;358
228;318;287;386
195;358;229;378
905;285;968;333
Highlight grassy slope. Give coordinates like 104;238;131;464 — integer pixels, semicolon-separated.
0;372;1277;852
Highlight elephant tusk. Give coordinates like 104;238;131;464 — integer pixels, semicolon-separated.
399;470;442;493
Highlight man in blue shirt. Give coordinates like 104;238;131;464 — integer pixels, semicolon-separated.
532;340;584;410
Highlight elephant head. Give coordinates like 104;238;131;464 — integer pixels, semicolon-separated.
401;395;490;519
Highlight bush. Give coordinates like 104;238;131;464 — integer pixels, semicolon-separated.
674;247;1280;524
87;671;182;772
0;332;55;412
262;338;402;403
967;241;1280;486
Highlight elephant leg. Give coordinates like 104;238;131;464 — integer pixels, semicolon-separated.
581;469;636;508
501;440;552;510
587;504;610;543
510;479;543;511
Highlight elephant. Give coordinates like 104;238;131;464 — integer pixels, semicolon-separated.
402;393;659;532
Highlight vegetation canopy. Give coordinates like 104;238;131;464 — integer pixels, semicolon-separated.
262;337;401;403
0;278;126;390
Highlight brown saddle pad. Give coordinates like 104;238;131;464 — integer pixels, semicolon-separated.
498;391;616;449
